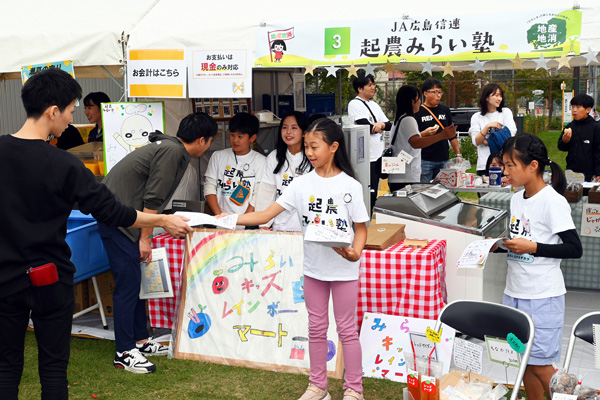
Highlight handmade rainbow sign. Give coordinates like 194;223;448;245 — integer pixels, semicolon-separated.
173;229;343;378
359;312;455;383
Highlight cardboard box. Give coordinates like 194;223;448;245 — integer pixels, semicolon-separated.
73;280;90;314
88;271;115;316
365;224;406;250
438;169;467;188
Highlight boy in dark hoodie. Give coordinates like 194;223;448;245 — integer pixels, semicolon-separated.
558;94;600;181
99;112;217;373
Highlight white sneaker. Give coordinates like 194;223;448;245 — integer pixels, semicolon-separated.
136;338;169;356
113;348;156;373
298;383;331;400
343;388;364;400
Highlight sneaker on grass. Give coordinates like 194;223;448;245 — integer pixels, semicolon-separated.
136;338;169;356
114;348;156;374
298;383;331;400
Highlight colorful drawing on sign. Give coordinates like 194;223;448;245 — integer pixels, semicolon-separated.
268;28;295;63
359;312;454;383
102;102;165;174
174;230;343;377
21;60;75;84
188;305;212;339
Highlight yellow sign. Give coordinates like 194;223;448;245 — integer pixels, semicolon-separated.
426;327;442;343
127;49;186;98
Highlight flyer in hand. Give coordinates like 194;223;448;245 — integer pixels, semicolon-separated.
304;224;352;248
174;211;238;230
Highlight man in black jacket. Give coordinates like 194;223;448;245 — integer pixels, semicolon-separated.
558;94;600;181
0;69;192;400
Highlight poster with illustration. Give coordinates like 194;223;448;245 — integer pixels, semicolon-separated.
172;229;343;377
360;312;454;383
102;102;165;174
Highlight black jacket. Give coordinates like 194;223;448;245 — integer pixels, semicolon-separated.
558;116;600;180
0;135;137;297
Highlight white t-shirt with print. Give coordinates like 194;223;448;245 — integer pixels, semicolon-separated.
276;170;370;281
469;108;517;171
348;97;389;161
204;149;266;215
505;186;575;299
256;149;312;232
387;115;422;184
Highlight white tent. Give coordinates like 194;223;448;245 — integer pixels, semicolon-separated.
0;0;160;78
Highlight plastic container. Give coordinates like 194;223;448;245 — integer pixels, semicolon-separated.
489;167;502;187
66;210;110;282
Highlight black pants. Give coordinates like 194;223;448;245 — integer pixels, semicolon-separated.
370;160;380;214
0;283;74;400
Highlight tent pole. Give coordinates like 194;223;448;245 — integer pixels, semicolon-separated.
119;31;129;102
100;66;124;92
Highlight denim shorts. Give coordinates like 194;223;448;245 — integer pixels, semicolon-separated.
503;294;564;365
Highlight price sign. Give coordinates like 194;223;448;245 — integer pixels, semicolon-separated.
552;394;578;400
485;336;520;368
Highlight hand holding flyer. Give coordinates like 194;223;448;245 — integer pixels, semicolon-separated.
304;224;352;248
174;211;238;230
456;238;509;269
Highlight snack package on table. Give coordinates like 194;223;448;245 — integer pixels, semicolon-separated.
573;376;600;400
549;365;578;397
418;356;443;400
436;158;472;188
405;351;421;400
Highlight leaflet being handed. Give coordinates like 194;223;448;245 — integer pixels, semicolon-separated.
174;211;238;230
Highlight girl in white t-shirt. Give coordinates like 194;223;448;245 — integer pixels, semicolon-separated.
229;118;369;400
496;133;582;400
253;111;313;231
469;84;517;174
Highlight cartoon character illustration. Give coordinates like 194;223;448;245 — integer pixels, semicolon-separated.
188;306;212;339
212;270;229;295
271;40;286;63
113;104;153;153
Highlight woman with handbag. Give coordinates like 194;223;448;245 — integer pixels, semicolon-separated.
469;84;517;176
387;85;456;192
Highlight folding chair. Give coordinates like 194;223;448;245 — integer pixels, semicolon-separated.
563;311;600;373
434;300;535;400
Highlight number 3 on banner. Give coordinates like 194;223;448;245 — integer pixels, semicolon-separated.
324;27;351;56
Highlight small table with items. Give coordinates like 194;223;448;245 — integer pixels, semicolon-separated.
149;235;447;330
356;239;447;331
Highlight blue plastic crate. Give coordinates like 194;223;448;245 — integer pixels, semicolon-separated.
307;93;335;117
66;211;110;282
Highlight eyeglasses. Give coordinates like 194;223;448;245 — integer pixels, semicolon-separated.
426;90;443;95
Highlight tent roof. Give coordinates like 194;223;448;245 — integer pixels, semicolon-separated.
2;0;599;77
0;0;160;75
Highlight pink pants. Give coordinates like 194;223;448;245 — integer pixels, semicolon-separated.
304;275;362;393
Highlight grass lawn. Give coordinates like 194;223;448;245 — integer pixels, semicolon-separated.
20;331;402;399
20;131;565;399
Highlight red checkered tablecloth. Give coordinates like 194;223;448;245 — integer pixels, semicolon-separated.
356;239;447;331
149;233;185;329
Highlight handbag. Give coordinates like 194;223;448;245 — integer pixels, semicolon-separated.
378;115;407;179
487;126;512;153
